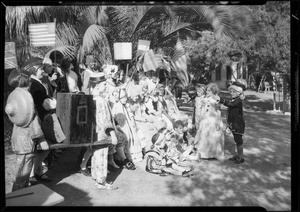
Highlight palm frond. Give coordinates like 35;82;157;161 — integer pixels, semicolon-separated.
82;6;108;26
77;45;85;64
96;36;112;65
161;17;194;38
82;24;108;53
212;6;261;41
56;22;79;46
130;6;155;37
182;5;260;42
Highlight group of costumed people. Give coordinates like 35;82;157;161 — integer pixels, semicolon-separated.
5;53;246;191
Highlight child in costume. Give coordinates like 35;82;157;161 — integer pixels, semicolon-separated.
211;83;246;164
169;120;200;162
5;68;48;191
193;83;206;131
194;83;225;160
157;84;188;125
111;88;143;164
144;128;194;177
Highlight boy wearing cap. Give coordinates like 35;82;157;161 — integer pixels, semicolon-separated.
212;84;246;164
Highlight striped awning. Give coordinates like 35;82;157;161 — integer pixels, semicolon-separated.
29;22;56;47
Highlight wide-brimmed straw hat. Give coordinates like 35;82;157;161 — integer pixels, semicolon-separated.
5;87;35;127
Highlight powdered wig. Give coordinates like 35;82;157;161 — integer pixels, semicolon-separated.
228;85;245;100
102;64;119;79
206;83;220;95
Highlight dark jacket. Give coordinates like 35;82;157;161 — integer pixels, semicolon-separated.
29;78;51;121
219;97;245;134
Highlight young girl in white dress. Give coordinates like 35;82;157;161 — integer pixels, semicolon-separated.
194;83;225;160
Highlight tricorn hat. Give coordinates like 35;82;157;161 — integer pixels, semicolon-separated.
22;57;44;72
5;87;35;127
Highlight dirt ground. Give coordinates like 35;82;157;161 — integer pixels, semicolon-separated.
4;90;291;210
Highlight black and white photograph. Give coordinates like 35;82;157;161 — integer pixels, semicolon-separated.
2;1;298;210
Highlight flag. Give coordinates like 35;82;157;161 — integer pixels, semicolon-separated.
142;49;159;72
137;40;150;51
29;22;56;47
156;54;171;72
137;40;150;58
5;42;18;69
171;39;189;87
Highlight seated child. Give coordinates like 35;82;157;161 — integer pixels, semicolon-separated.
169;120;200;162
144;128;194;177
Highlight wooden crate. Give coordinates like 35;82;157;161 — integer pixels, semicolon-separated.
56;93;94;145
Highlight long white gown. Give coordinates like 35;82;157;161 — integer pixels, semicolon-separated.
194;97;225;160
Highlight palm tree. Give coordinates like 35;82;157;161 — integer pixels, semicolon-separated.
5;5;110;66
111;5;261;53
5;4;261;67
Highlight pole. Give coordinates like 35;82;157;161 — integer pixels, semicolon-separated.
124;62;129;83
54;18;56;64
278;90;281;111
272;72;277;111
282;77;287;113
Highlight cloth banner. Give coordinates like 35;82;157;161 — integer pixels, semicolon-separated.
29;22;56;47
114;42;132;60
5;42;18;69
171;39;189;87
143;49;159;72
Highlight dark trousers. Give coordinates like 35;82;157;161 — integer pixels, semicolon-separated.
233;133;244;146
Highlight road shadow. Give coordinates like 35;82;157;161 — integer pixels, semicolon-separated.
45;148;85;185
165;110;291;210
107;165;124;183
52;182;93;206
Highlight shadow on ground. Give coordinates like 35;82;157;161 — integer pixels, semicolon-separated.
51;182;93;206
44;147;123;206
165;110;291;210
